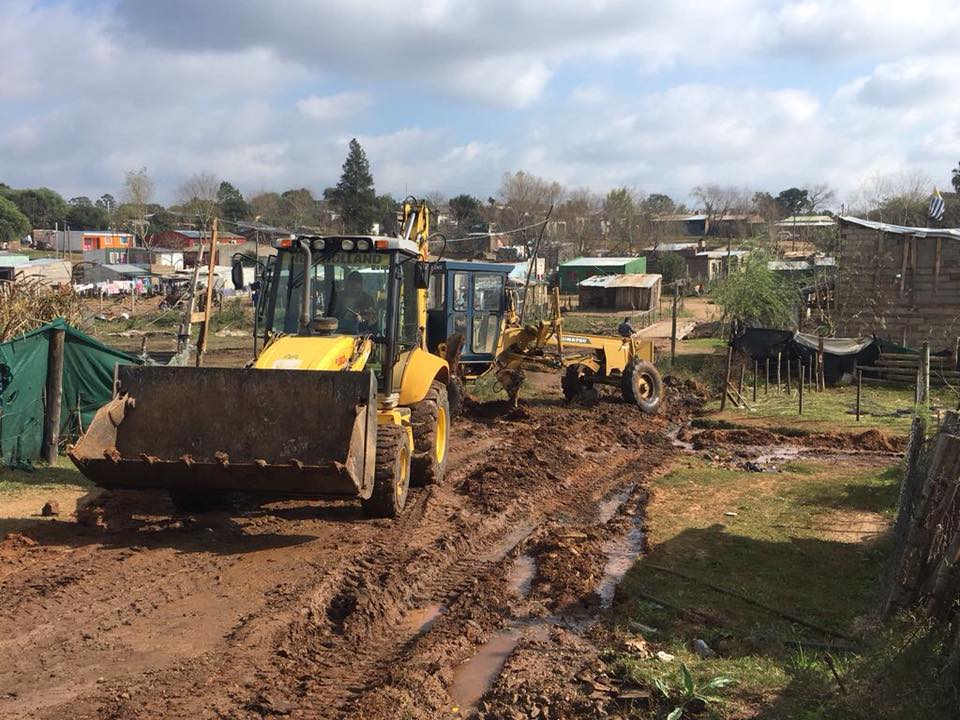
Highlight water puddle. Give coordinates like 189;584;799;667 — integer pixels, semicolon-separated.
399;602;445;635
753;445;803;465
596;486;631;524
478;522;536;564
449;621;551;714
666;423;694;452
506;554;536;597
597;523;645;609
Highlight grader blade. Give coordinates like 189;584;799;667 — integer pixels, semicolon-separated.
68;366;378;498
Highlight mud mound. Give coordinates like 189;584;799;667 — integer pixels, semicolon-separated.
691;426;905;453
692;427;780;449
802;429;905;453
529;526;607;614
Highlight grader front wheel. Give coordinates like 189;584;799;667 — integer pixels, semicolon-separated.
410;381;450;487
621;359;663;414
361;424;412;518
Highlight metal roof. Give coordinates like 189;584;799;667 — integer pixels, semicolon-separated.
642;242;699;252
776;215;836;227
435;259;512;274
104;263;152;276
561;256;642;267
579;273;661;289
768;260;813;271
695;250;750;259
839;216;960;240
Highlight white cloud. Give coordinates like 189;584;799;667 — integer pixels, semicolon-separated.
2;0;960;205
296;92;372;122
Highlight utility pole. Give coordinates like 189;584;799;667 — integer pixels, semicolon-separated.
669;281;680;369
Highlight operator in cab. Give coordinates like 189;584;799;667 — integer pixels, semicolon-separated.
333;270;377;334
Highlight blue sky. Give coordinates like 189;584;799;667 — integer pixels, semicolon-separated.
2;0;960;208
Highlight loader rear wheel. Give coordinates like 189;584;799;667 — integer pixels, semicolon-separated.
621;359;663;414
362;424;411;518
410;381;449;486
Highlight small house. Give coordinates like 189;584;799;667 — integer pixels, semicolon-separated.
577;273;662;311
558;256;646;293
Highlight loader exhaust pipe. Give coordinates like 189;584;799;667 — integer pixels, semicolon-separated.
298;238;312;336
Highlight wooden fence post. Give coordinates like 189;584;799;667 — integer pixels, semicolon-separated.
776;352;782;395
799;364;804;416
41;327;66;464
856;369;862;422
786;356;792;395
753;361;758;403
765;357;770;396
720;345;733;411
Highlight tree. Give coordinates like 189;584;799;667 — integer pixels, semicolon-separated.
640;193;678;216
498;170;563;246
604;187;640;251
557;189;602;254
952;162;960;194
279;188;319;230
690;184;748;237
652;251;687;285
0;196;30;244
122;167;155;246
449;194;484;230
852;170;932;225
775;187;809;217
249;191;282;226
65;203;110;230
713;251;796;328
96;193;117;213
0;187;67;228
69;196;92;207
325;138;378;234
375;194;399;236
803;183;836;213
177;172;220;230
217;181;250;222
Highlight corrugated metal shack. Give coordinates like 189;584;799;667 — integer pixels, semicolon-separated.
577;273;662;311
835;216;960;347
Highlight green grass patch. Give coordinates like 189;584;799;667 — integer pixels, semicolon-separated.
708;383;955;435
0;457;90;495
604;456;956;718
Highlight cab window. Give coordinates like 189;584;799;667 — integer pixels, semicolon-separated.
473;273;503;311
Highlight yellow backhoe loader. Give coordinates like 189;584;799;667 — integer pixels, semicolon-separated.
69;202;451;517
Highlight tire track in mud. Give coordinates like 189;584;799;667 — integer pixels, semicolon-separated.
4;396;690;720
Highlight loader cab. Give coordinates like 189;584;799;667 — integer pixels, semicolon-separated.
426;260;511;376
257;235;425;392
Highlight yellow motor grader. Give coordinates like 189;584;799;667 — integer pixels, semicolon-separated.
424;263;663;412
70;202;451;517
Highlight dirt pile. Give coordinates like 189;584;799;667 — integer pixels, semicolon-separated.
690;426;905;454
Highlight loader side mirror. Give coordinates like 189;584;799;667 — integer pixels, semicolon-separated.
231;255;245;290
414;261;432;290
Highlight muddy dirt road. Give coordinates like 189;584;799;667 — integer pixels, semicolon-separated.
0;391;693;720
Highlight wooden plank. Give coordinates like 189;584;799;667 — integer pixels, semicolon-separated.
190;311;207;324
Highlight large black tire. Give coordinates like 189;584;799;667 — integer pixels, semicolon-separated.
410;381;450;487
447;375;464;419
561;364;598;403
361;424;411;518
621;359;663;414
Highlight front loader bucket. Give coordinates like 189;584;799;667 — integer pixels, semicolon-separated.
68;366;378;498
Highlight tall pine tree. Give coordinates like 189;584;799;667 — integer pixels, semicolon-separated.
327;139;378;233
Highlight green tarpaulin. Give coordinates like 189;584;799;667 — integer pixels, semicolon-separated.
0;319;140;465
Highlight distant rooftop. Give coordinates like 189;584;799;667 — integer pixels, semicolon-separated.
561;256;641;267
579;273;661;289
840;216;960;240
776;215;837;228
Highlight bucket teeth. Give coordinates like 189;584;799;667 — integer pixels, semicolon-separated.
139;453;160;465
215;452;230;468
104;448;120;464
290;459;304;471
179;454;194;468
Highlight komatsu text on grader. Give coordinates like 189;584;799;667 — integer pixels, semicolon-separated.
70;203;662;518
